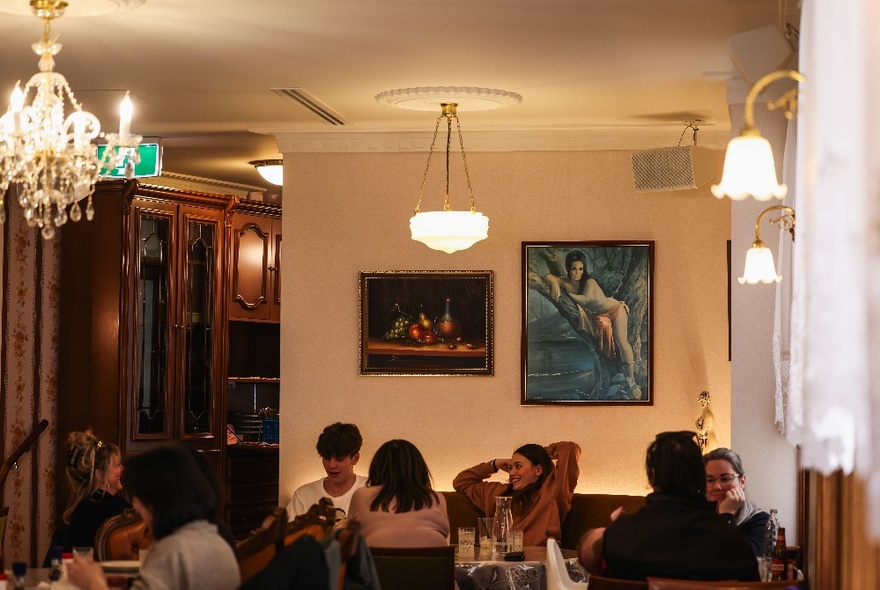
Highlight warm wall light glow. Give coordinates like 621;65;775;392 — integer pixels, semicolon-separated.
250;159;283;185
712;70;805;201
409;210;489;254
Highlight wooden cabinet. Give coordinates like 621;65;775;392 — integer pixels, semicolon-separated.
57;180;230;509
228;198;281;322
226;445;279;540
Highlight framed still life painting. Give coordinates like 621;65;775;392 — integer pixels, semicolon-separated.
359;270;494;376
522;241;654;405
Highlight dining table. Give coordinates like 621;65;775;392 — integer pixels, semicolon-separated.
454;545;587;590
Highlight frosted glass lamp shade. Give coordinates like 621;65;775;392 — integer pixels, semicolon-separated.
250;159;284;185
738;244;782;284
410;210;489;254
711;135;787;201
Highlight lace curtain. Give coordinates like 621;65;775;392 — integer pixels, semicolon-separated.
787;0;880;538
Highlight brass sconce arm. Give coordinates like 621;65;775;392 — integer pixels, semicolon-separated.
742;70;806;134
752;204;796;248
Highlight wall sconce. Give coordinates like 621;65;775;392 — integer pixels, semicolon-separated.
250;159;283;186
711;70;805;201
738;204;795;284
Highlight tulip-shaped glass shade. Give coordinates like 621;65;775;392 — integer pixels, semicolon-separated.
410;210;489;254
712;135;787;201
738;241;782;284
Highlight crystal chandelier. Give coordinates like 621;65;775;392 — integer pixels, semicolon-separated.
0;0;142;239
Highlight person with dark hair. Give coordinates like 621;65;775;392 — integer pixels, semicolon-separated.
286;422;367;525
64;429;131;550
348;439;449;547
67;442;240;590
543;249;640;397
703;446;769;556
578;431;759;582
453;441;580;547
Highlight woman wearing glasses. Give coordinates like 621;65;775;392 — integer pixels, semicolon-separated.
703;447;769;556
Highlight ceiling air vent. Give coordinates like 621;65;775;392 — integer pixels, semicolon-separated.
271;87;350;125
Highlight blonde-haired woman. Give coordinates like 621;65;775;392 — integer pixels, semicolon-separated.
64;429;130;549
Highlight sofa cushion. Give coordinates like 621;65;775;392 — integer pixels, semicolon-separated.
560;493;646;550
442;490;645;549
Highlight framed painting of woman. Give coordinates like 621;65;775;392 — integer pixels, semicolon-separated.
522;241;654;405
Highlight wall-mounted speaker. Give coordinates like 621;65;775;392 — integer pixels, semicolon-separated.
631;146;717;192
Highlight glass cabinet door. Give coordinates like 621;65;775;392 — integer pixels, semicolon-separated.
182;217;217;436
135;212;171;436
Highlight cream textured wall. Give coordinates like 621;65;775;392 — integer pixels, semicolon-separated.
279;149;732;501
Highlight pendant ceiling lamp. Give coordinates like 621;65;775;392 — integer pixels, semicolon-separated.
0;0;143;239
250;159;284;186
376;86;521;254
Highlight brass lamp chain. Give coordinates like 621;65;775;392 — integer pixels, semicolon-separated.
414;113;444;216
413;102;476;215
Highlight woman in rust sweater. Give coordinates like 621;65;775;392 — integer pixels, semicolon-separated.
453;441;580;547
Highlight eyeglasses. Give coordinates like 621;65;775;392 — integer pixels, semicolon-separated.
706;474;741;486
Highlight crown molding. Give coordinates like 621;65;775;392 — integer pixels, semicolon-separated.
275;126;733;154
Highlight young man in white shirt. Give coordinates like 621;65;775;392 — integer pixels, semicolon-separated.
287;422;367;526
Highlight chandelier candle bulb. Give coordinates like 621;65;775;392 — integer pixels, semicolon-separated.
119;92;133;136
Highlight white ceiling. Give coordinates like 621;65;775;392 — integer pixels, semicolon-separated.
0;0;799;194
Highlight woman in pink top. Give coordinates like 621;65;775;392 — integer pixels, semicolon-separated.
454;441;580;547
348;439;449;547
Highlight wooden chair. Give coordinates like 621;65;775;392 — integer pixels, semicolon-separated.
236;506;287;583
284;498;335;546
648;579;802;590
94;508;152;561
369;545;455;590
547;537;588;590
588;575;649;590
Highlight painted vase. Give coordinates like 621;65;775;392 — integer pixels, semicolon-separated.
435;297;462;340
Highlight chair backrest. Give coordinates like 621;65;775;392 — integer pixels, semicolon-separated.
369;545;455;590
648;579;802;590
588;575;650;590
0;506;8;549
94;508;152;561
547;537;588;590
440;491;484;545
236;506;288;582
560;494;647;550
284;498;335;546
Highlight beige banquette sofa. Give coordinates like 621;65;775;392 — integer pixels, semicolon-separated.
441;490;646;550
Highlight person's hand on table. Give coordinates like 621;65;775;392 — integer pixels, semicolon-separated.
66;558;110;590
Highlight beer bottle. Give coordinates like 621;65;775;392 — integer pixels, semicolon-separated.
771;526;788;581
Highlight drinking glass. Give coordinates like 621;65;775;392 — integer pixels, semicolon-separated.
72;546;93;561
477;517;494;555
458;527;476;558
510;529;524;552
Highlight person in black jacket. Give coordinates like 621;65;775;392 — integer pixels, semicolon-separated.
578;431;759;582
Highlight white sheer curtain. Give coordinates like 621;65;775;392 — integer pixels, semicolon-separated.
788;0;880;537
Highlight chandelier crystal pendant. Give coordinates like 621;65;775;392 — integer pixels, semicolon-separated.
0;0;142;239
409;103;488;254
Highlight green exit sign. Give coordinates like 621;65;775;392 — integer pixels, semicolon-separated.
97;142;162;178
